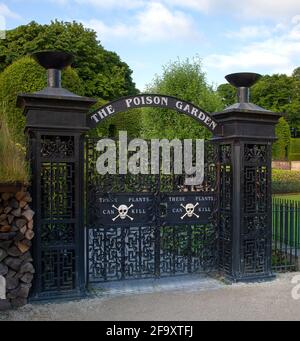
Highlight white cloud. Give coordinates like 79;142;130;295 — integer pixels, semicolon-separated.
76;0;144;10
224;26;272;40
83;2;200;42
161;0;300;20
205;16;300;76
84;19;130;39
136;2;199;41
0;3;20;19
49;0;300;20
206;49;291;71
224;24;287;40
162;0;211;13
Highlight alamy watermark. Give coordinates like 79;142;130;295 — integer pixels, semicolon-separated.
95;131;205;186
0;15;6;39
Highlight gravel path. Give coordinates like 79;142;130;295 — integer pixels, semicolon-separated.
1;272;300;321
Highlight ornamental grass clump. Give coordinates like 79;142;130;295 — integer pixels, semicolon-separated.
0;119;29;184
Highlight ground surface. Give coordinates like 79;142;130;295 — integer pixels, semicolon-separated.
1;272;300;321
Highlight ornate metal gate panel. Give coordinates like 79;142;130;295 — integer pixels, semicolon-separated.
85;138;219;283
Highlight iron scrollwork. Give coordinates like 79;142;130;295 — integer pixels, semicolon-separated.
41;135;74;158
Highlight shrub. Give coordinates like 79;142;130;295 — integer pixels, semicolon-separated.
272;169;300;194
289;138;300;161
0;119;29;184
272;117;291;160
0;56;84;144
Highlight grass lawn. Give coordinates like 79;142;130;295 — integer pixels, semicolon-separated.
273;193;300;201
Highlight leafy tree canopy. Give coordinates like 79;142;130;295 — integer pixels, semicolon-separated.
0;20;138;99
142;57;223;140
217;70;300;129
217;83;236;108
251;74;299;124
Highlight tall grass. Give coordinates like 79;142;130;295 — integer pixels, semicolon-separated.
0;119;29;184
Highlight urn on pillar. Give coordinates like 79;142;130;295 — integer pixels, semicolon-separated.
16;51;96;300
212;72;281;282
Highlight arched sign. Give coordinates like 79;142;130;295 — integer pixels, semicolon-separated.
88;94;218;132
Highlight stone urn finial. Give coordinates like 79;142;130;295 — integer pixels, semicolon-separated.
225;72;261;103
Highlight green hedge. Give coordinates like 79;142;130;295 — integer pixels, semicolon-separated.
289;138;300;161
272;169;300;194
0;56;84;144
272;117;291;160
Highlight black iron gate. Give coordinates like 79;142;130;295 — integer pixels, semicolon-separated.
19;55;280;299
85;138;219;283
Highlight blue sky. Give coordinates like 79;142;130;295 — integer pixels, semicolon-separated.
2;0;300;91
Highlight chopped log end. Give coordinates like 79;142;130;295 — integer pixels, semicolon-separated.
0;189;34;308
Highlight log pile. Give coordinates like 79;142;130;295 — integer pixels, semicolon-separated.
0;189;35;310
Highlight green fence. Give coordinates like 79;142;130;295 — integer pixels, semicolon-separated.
272;198;300;271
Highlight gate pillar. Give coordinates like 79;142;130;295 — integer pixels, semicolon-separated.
212;73;280;282
17;52;96;299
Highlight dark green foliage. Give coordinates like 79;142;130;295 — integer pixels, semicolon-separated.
88;99;142;138
252;74;296;113
0;20;138;99
272;117;291;160
0;56;83;143
218;70;300;132
292;67;300;80
217;83;236;107
251;73;300;130
142;58;223;139
96;109;142;139
289;139;300;161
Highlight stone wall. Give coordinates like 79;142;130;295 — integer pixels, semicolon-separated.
0;186;34;310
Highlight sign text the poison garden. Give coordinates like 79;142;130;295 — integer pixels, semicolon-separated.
89;94;218;132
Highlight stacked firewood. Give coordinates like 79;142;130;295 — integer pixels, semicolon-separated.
0;190;35;310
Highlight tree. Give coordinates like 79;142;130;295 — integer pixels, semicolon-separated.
292;67;300;80
251;73;300;129
217;83;236;107
272;117;291;160
0;56;83;143
142;57;223;139
0;20;138;99
217;70;300;131
252;74;294;110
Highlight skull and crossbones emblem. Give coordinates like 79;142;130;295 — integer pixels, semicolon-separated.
181;203;199;220
112;204;134;222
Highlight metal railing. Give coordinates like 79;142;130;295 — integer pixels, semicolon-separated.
272;198;300;272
